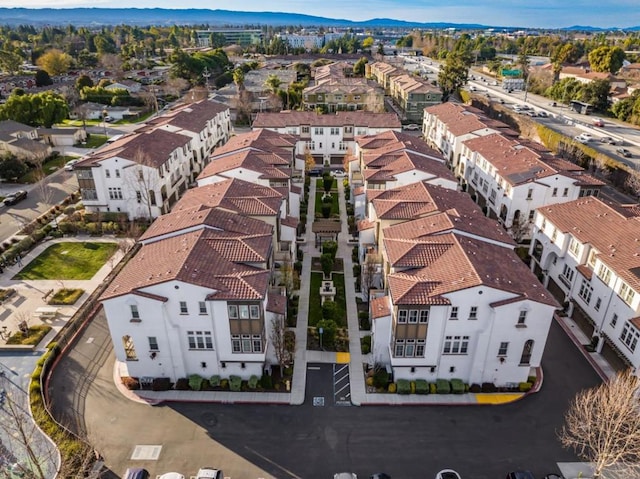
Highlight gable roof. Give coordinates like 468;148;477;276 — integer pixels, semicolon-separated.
252;111;400;129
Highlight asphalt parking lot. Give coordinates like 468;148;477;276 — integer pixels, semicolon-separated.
48;311;601;479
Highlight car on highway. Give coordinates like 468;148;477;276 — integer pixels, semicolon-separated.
574;133;593;144
592;118;605;127
436;470;462;479
3;190;27;206
64;159;79;171
402;123;420;131
536;111;548;117
617;147;633;158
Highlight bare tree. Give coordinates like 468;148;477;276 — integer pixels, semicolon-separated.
361;254;381;301
270;314;292;376
125;149;161;220
559;370;640;478
625;166;640;199
99;53;124;80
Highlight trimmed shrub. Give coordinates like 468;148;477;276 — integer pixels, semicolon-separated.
373;368;389;389
527;375;537;384
229;375;242;392
260;374;273;390
220;379;229;390
388;383;397;393
481;382;497;393
316;319;337;347
365;376;374;387
469;383;482;393
189;374;203;391
360;316;370;331
450;378;465;394
322;301;338;321
321;203;331;218
415;379;429;394
397;379;411;395
175;378;189;390
436;379;451;394
209;375;221;387
519;382;533;392
248;375;259;390
122;376;140;390
360;335;371;354
152;377;171;391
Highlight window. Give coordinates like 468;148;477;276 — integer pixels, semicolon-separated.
415;340;425;357
551;229;558;242
148;336;159;351
620;323;640;352
449;307;458;320
469;306;478;320
597;264;612;285
314;127;324;135
587;249;597;268
242;334;252;352
115;169;120;178
408;310;418;323
619;282;636;306
105;169;111;178
108;187;123;200
520;340;534;365
179;301;188;314
528;210;535;221
122;335;137;360
568;238;581;258
130;305;140;320
561;264;575;285
498;342;509;356
232;335;241;352
419;310;429;323
563;187;569;197
301;126;310;134
252;335;262;353
541;218;547;230
238;305;249;319
187;331;213;350
228;305;238;319
199;302;207;314
330;127;339;135
443;335;469;354
405;339;416;357
395;340;405;357
552;187;558;197
611;314;618;327
578;279;593;304
250;305;260;319
594;298;601;311
398;310;408;323
136;191;142;203
526;188;533;200
517;310;528;326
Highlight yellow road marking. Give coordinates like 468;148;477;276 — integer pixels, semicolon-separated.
335;352;350;364
475;393;524;404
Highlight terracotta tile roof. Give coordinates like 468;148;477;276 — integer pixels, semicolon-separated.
424;102;518;138
101;229;270;301
209;128;297;158
174;178;283;216
358;219;375;231
370;296;391;319
576;264;593;280
199;147;291;181
387;233;558;307
363;150;455;183
77;128;190;168
538;197;640;292
357;130;445;162
143;99;228;133
139;205;274;242
252;111;400;129
630;317;640;330
266;291;287;315
372;182;473;220
354;186;365;196
281;215;299;228
463;133;585;186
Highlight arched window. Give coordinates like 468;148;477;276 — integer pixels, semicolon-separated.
520;339;534;365
122;335;137;360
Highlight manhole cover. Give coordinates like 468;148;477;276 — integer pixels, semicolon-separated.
313;397;324;406
131;445;162;460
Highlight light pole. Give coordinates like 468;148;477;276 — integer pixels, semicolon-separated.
319;327;324;351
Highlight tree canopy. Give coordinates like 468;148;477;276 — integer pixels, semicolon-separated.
588;45;625;73
0;91;68;127
35;48;72;76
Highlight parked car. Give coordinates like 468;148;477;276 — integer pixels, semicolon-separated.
158;473;184;479
308;168;323;177
506;471;535;479
104;115;114;122
3;190;27;206
64;159;79;171
617;147;633;158
370;474;391;479
436;470;462;479
123;468;149;479
334;473;357;479
195;468;223;479
592;118;605;127
403;123;420;131
330;169;346;177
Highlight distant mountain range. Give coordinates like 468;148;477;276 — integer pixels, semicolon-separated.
0;8;637;31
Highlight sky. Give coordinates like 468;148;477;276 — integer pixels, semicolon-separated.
0;0;637;29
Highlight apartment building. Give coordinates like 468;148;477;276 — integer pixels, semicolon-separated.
252;111;401;167
530;197;640;372
75;100;231;220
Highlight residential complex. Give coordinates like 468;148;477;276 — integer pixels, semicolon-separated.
75;99;231;220
530;197;640;372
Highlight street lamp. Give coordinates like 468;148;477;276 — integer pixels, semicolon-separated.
319;326;324;351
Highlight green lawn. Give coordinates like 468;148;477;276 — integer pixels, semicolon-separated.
314;191;340;217
15;242;118;280
315;178;337;190
18;155;74;183
81;134;109;149
309;271;347;327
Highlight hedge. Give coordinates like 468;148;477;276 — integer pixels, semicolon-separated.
450;378;465;394
229;375;242;392
209;375;221;387
436;378;451;394
248;375;259;390
415;379;429;394
397;379;411;395
189;374;203;391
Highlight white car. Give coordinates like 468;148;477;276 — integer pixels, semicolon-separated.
436;470;462;479
330;169;346;177
402;123;420;131
195;468;223;479
158;474;184;479
64;159;79;171
574;133;593;144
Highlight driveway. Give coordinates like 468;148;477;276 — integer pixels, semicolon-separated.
48;312;600;479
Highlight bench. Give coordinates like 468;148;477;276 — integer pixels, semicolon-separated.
42;289;54;301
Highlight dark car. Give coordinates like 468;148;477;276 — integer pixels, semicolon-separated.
3;190;27;206
617;147;633;158
123;468;150;479
308;168;323;177
506;472;535;479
